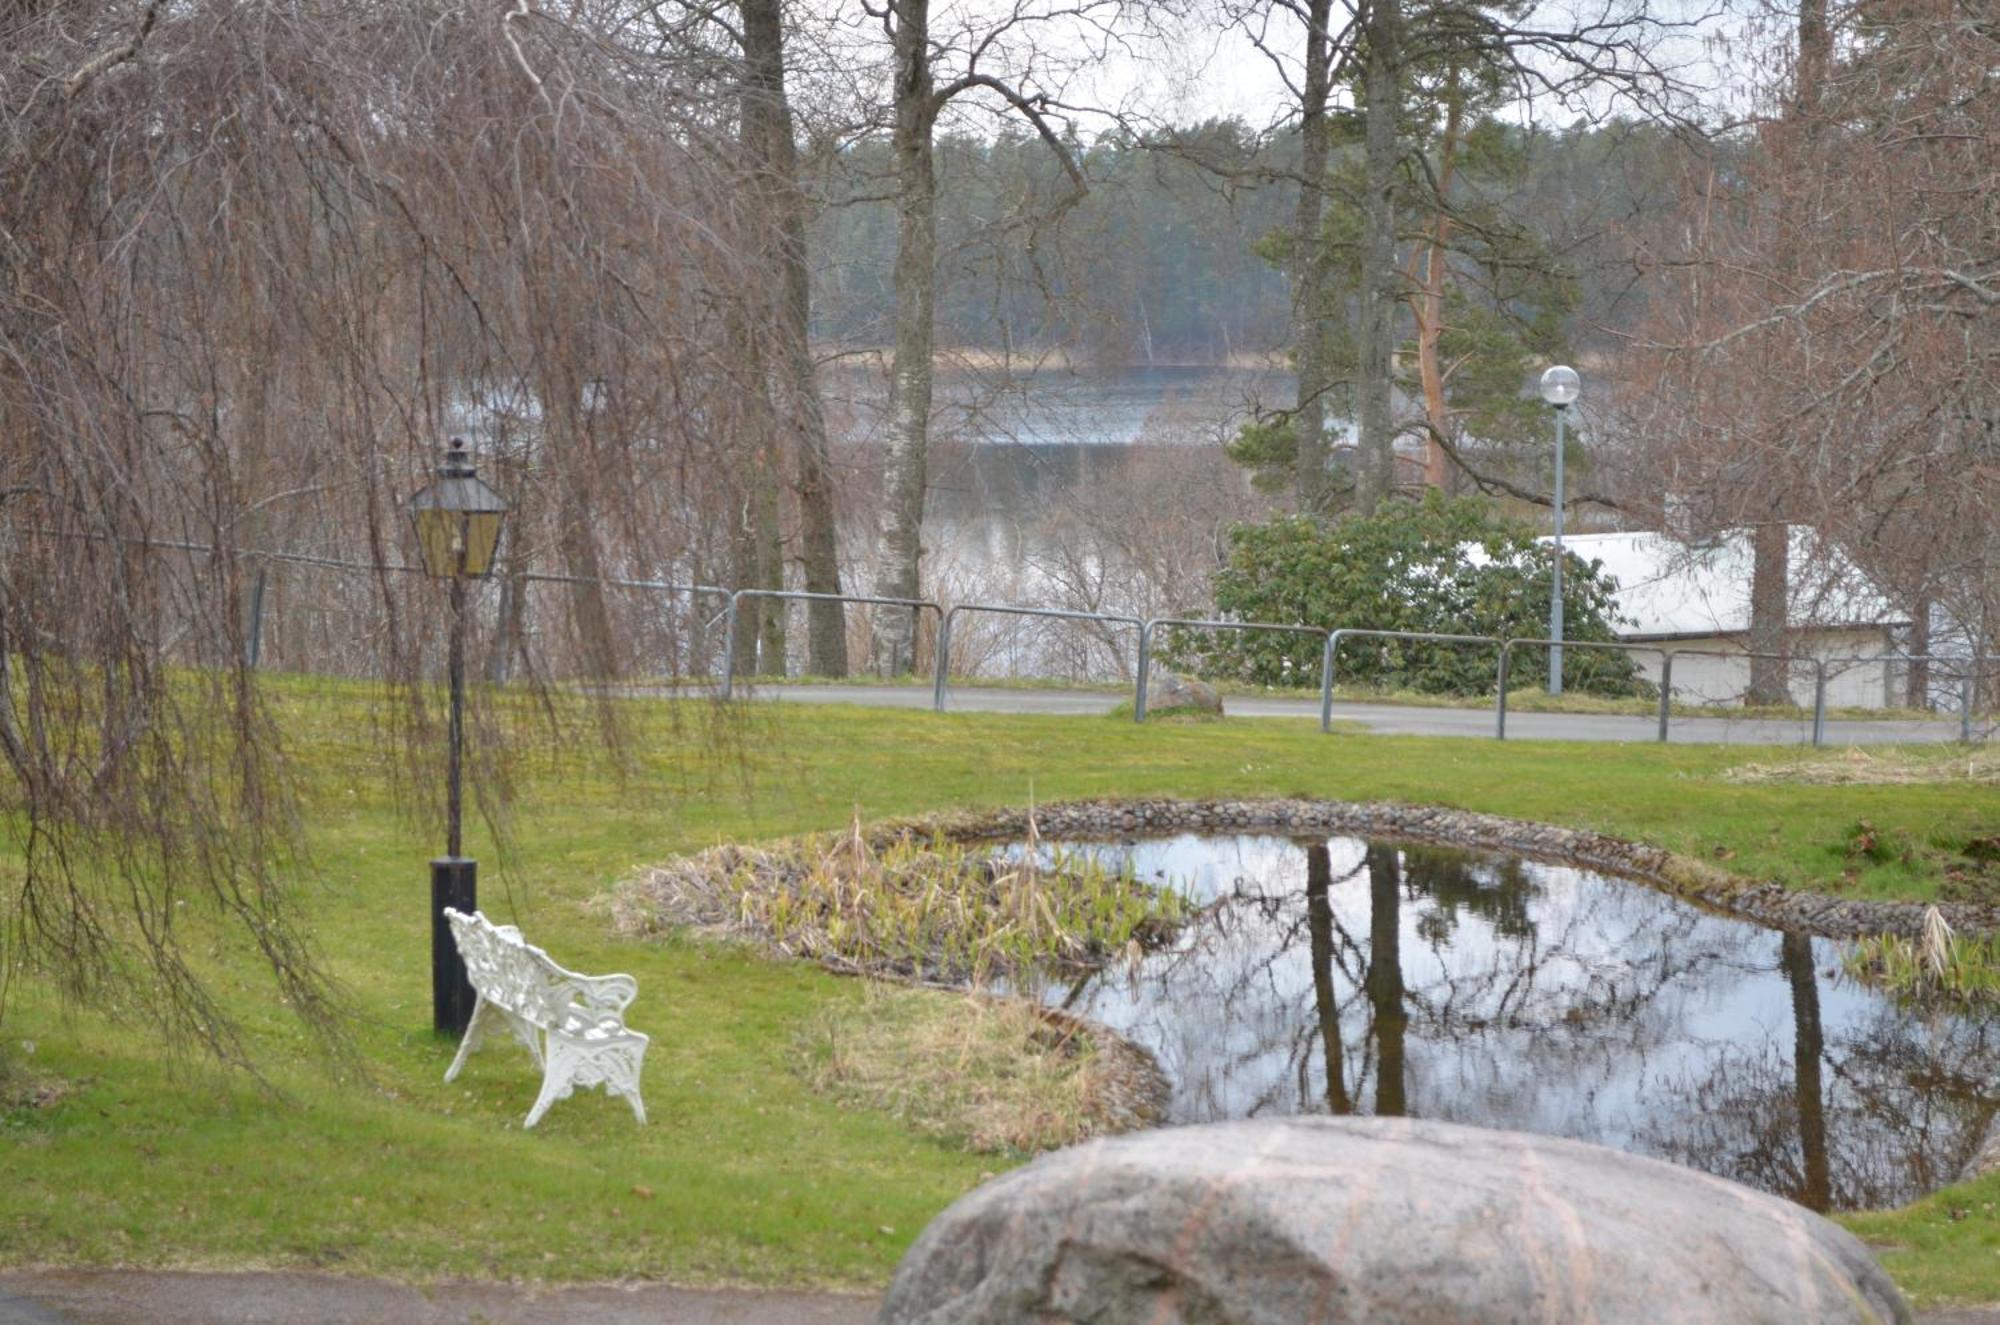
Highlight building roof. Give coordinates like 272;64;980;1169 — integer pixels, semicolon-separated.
1549;528;1906;640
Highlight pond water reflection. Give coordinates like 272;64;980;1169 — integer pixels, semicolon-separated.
1018;834;2000;1212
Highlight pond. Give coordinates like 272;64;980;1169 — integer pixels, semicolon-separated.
1010;833;2000;1213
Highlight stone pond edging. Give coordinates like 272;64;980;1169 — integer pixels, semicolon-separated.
869;796;1999;941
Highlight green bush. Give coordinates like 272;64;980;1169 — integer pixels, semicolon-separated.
1167;493;1643;697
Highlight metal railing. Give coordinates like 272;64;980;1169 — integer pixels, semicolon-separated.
1658;648;1828;746
1137;618;1327;722
1814;653;1999;745
716;589;940;701
1322;630;1502;733
64;531;2000;747
1496;638;1676;742
933;604;1141;714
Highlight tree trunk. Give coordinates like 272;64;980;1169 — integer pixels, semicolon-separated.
558;478;620;681
728;488;760;679
1781;931;1831;1212
753;470;786;675
1353;0;1402;517
1744;0;1827;707
1291;0;1337;519
1412;72;1463;491
1306;843;1352;1114
874;0;936;675
739;0;846;677
1905;595;1930;709
1365;844;1407;1117
1747;519;1790;705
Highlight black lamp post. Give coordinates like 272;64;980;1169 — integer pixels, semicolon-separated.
408;438;510;1036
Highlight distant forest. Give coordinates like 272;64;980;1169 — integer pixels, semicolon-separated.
808;118;1684;366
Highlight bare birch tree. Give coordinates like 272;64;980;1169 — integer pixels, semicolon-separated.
859;0;1107;672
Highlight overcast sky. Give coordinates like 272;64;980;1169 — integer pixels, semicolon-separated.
808;0;1774;137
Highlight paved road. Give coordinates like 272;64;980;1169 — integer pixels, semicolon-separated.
0;1272;877;1325
2;1270;1992;1325
754;682;1971;747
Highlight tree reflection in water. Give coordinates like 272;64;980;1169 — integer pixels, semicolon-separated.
1036;833;2000;1211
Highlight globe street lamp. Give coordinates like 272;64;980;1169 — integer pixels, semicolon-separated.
1539;365;1580;697
408;438;509;1036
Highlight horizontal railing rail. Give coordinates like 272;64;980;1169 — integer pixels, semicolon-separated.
1321;630;1503;734
718;589;941;701
1655;647;1829;746
1815;653;2000;744
1496;638;1678;743
934;604;1141;714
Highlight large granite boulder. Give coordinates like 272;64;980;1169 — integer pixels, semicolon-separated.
880;1117;1910;1325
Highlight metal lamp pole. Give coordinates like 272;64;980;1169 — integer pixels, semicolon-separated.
409;439;509;1037
431;578;475;1037
1539;366;1580;697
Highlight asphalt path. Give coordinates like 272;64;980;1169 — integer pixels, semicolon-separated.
751;682;1970;747
2;1271;1992;1325
0;1272;878;1325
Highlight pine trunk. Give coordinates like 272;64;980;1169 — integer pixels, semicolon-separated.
1291;0;1336;519
1353;0;1402;517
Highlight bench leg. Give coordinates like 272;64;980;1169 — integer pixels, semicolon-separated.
524;1039;581;1129
445;995;502;1083
615;1038;648;1125
523;1036;647;1129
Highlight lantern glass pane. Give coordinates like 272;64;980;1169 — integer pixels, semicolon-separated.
412;509;461;577
459;511;503;577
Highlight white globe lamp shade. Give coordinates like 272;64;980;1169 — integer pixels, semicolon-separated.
1539;365;1581;408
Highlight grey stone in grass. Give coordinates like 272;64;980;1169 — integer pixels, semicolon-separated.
1149;671;1222;716
879;1116;1910;1325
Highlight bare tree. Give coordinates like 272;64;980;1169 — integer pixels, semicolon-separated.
859;0;1104;673
0;0;785;1055
1618;0;1997;701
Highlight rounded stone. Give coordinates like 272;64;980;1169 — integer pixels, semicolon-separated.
1150;671;1223;716
879;1117;1911;1325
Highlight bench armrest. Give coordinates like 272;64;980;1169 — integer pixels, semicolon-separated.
569;973;639;1016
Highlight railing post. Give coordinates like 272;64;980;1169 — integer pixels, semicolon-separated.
1657;651;1674;743
1495;642;1512;740
719;592;741;701
1811;661;1828;748
932;608;954;714
1320;631;1341;734
1135;621;1154;723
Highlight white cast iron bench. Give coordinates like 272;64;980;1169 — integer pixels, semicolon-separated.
442;907;649;1128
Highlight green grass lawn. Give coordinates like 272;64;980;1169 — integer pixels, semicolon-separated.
0;677;1994;1302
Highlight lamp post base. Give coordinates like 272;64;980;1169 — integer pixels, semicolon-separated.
431;857;478;1037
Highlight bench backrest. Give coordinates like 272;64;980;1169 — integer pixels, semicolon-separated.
444;908;576;1029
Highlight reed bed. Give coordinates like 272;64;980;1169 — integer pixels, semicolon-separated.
612;811;1188;984
1844;906;2000;1003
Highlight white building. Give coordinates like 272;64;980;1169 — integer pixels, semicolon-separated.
1554;529;1912;710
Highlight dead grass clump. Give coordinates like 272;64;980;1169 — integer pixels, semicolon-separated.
1721;746;2000;787
794;982;1163;1155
